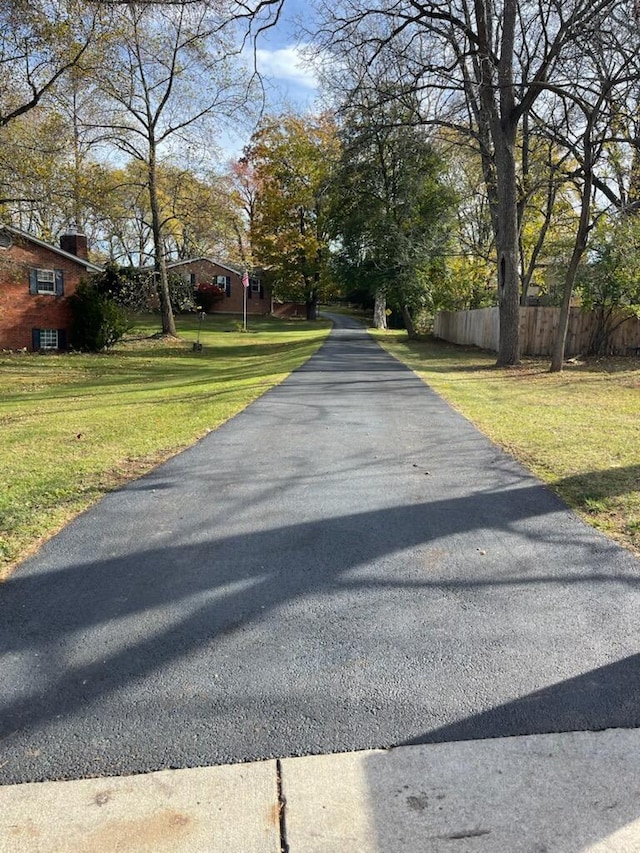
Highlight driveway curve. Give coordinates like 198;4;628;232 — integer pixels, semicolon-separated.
2;312;640;784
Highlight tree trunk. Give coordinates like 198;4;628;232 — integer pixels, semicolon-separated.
494;125;520;366
306;276;318;320
148;140;176;337
550;225;588;371
401;304;416;338
588;307;605;355
373;289;387;329
550;122;594;372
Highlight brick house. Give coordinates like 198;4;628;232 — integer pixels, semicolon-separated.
0;225;102;351
167;258;271;315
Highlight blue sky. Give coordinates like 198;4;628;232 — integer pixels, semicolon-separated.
252;0;321;112
220;2;324;158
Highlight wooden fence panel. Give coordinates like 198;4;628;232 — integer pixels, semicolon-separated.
434;308;500;350
433;307;640;356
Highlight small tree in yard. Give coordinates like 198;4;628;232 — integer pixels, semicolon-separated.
69;280;130;351
578;219;640;356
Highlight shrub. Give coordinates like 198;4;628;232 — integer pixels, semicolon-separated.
69;280;131;351
168;272;197;313
577;218;640;355
195;282;225;313
91;263;155;312
90;265;197;314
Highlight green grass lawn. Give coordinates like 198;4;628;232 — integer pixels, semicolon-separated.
0;314;331;578
372;330;640;557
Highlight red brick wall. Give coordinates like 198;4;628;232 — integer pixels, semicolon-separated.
170;259;271;315
0;236;88;351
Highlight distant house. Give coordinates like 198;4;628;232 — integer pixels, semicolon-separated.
167;258;271;315
0;225;102;352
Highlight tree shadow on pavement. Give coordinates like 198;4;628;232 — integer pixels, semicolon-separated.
400;652;640;746
1;480;639;783
363;668;640;852
3;311;640;786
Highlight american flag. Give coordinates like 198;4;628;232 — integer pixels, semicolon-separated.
242;270;249;288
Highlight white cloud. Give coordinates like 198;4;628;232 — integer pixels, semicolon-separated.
255;44;319;89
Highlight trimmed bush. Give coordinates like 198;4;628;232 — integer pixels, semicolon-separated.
69;280;131;351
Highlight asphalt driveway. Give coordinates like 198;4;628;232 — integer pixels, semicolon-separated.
2;313;640;784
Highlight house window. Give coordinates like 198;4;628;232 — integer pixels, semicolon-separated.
39;329;59;349
29;268;64;296
36;269;56;293
32;328;66;351
216;274;231;296
250;279;260;293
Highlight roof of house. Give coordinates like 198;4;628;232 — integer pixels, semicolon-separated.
1;224;103;273
166;257;259;277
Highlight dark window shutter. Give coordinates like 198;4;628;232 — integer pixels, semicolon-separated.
32;328;41;350
54;269;64;295
57;329;67;350
247;282;252;299
29;270;38;294
190;273;196;286
225;276;231;297
259;283;265;300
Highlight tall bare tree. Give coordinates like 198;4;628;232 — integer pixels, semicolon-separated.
533;6;640;370
91;2;257;335
314;0;627;364
0;0;100;129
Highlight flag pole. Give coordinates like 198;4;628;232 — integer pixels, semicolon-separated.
242;270;249;331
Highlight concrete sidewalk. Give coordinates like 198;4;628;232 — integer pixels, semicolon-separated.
2;728;640;852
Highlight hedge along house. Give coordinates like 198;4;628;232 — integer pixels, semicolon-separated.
167;258;271;315
0;225;103;351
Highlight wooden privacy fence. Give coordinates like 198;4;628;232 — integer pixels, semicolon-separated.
433;307;640;357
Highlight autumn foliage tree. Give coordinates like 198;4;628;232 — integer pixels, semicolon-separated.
247;113;340;320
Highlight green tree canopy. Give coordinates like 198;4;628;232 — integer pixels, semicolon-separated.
328;87;456;333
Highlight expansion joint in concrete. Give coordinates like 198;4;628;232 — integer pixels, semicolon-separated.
276;758;290;853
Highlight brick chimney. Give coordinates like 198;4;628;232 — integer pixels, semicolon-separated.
60;231;88;261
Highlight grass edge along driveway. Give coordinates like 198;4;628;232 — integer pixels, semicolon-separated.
372;330;640;559
0;315;331;581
